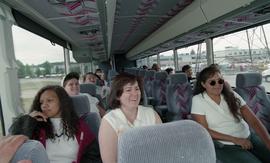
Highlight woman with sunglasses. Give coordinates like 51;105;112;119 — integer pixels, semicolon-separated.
191;65;270;163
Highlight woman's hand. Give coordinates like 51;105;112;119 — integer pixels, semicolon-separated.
29;111;48;122
0;135;32;163
232;137;253;150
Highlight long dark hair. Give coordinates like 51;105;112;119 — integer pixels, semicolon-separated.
109;73;143;109
30;85;79;139
194;66;241;121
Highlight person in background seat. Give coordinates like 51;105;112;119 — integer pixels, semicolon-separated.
9;85;101;163
83;72;98;84
63;72;106;117
95;69;107;87
98;73;162;163
191;65;270;163
151;63;161;72
182;65;196;86
142;65;148;70
83;72;111;109
165;67;174;75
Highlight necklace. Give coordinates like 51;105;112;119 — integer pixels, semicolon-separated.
55;132;64;138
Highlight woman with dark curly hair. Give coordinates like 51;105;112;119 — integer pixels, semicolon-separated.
192;65;270;163
10;85;101;163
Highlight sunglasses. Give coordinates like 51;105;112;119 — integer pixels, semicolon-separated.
209;79;224;86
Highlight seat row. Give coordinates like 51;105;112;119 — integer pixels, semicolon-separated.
125;68;270;133
74;69;270;133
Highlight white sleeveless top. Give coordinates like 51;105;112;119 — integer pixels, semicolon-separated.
46;118;79;163
103;105;157;136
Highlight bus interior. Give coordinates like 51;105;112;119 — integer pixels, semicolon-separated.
1;0;270;161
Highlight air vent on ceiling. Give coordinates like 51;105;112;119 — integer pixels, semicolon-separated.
48;0;79;4
255;5;270;15
199;30;216;35
160;43;170;48
174;39;185;44
80;29;100;35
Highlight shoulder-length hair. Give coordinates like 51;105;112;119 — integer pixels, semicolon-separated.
30;85;79;139
194;65;241;121
109;73;143;109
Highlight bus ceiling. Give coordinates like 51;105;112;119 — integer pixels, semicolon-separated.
2;0;270;62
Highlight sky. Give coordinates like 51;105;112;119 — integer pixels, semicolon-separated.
12;26;75;65
12;23;270;65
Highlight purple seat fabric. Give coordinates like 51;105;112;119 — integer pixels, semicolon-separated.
166;73;192;121
235;73;270;132
144;70;155;98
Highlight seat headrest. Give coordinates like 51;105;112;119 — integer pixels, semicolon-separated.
236;73;262;88
118;120;216;163
81;112;101;138
169;73;188;84
145;70;155;78
154;71;168;80
138;69;146;77
80;83;97;96
175;70;183;73
11;140;49;163
70;95;90;116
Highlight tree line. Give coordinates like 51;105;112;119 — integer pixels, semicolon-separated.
16;60;80;78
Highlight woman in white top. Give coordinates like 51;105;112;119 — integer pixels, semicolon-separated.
191;65;270;163
99;73;162;163
62;72;106;117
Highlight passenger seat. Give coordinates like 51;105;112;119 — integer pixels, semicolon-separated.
71;95;101;137
166;73;192;121
118;120;216;163
235;73;270;132
11;140;49;163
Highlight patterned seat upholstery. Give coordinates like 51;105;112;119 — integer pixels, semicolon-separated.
144;70;155;98
11;140;49;163
166;73;192;121
138;69;146;78
152;71;168;117
118;120;216;163
81;112;101;138
71;94;91;116
80;83;97;97
71;95;101;137
235;73;270;132
80;83;104;106
152;71;168;106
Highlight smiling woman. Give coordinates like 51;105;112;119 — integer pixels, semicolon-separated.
98;73;162;163
191;65;270;163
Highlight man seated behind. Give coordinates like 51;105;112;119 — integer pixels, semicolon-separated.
182;65;196;86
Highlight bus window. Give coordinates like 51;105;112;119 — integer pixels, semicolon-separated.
136;58;148;69
12;26;78;112
149;55;157;68
159;50;174;71
177;43;206;75
213;24;270;92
